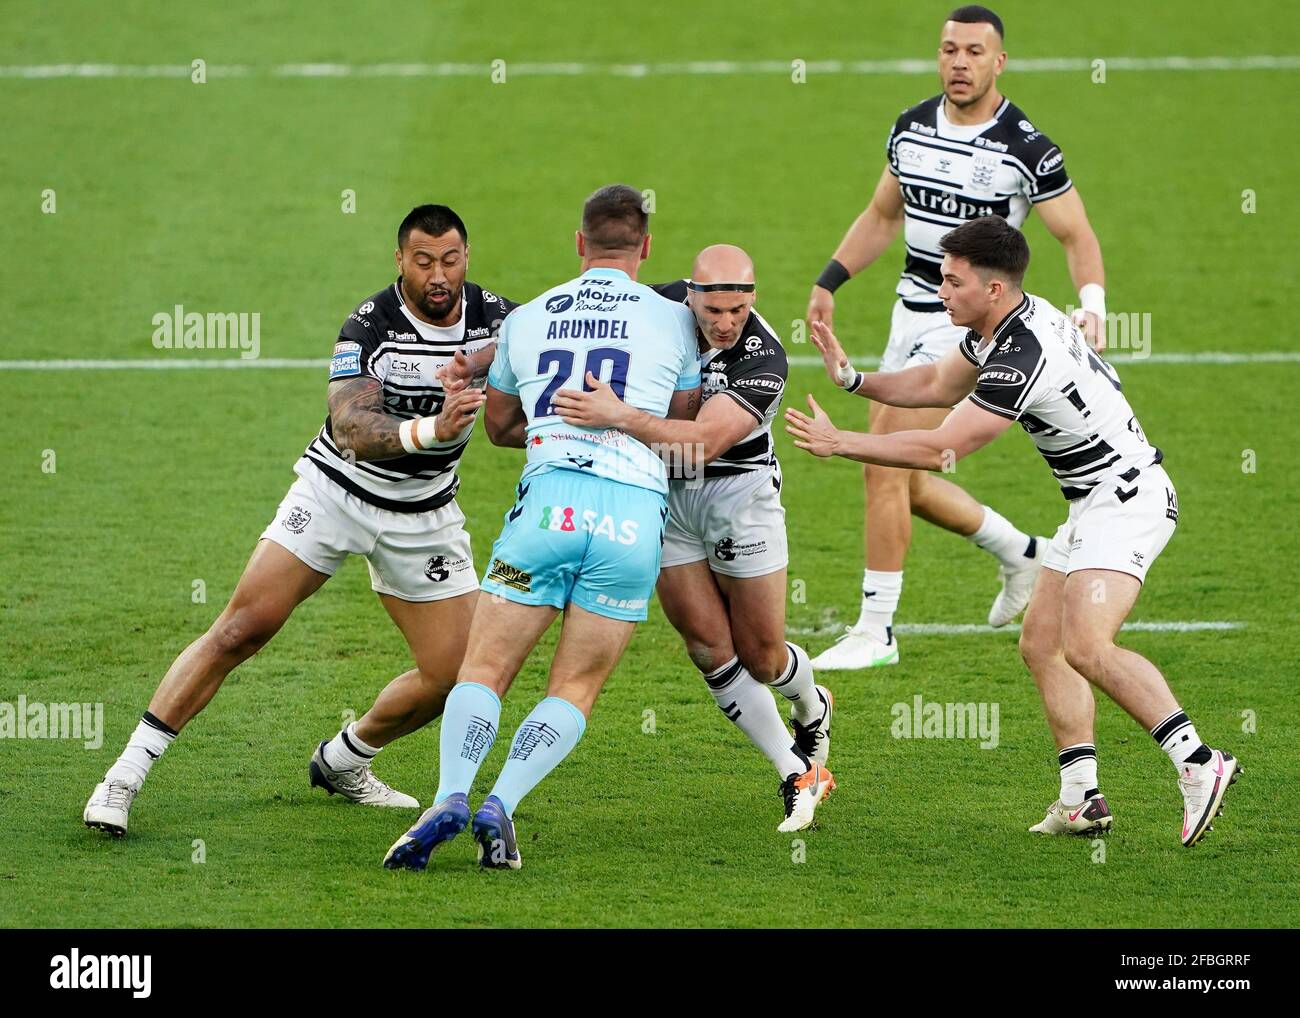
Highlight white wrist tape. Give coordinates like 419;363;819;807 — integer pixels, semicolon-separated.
399;417;440;453
834;359;858;388
1078;283;1106;319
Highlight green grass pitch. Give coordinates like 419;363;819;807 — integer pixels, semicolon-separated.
1;1;1295;927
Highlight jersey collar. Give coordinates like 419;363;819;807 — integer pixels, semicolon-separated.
974;294;1030;359
937;94;1010;138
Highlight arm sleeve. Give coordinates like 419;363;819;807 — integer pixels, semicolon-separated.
486;315;520;395
723;339;788;422
885;116;903;177
1024;133;1073;204
329;304;383;381
967;336;1048;421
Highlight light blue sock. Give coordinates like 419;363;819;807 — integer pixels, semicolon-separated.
488;696;587;816
433;682;501;804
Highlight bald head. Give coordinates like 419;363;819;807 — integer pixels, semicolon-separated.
691;244;755;288
687;244;757;351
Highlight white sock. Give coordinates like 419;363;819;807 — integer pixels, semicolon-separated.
1058;743;1099;804
703;657;808;778
967;506;1035;569
104;712;177;789
855;569;902;642
322;721;379;771
1151;709;1206;769
769;643;819;723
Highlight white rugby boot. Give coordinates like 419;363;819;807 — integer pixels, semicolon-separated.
809;627;899;670
84;779;138;838
1178;748;1241;847
309;741;419;808
988;538;1046;628
1029;793;1114;835
777;762;837;833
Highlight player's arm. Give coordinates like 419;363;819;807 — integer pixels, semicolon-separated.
1035;188;1107;352
785;394;1013;470
807;164;905;327
484;383;527;448
553;377;748;465
328;376;485;461
809;321;978;408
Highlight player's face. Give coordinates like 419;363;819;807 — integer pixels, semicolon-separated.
938;21;1004;108
689;292;755;350
938;254;991;327
397;229;468;322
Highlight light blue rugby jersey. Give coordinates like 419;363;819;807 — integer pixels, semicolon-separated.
487;267;701;494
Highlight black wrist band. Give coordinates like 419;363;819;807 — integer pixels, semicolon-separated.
816;259;851;293
847;371;864;394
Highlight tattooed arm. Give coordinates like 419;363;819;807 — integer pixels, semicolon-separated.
328;377;485;461
328;377;404;461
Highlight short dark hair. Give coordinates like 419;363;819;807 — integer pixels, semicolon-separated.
939;215;1029;285
946;5;1004;40
581;184;649;254
398;204;467;249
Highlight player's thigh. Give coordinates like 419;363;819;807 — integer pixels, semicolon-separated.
547;604;638;716
1019;564;1068;666
714;568;788;680
457;595;560;693
219;539;330;641
380;589;478;683
1061;569;1142;665
656;561;734;669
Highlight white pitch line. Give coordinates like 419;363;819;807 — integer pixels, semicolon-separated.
0;358;324;370
2;351;1297;371
788;351;1300;368
786;620;1245;636
1;55;1298;80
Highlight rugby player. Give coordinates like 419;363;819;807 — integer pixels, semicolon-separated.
383;184;701;871
806;5;1107;670
84;205;517;837
552;245;835;832
788;216;1240;846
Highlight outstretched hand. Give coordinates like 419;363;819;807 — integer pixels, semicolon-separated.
784;394;840;458
550;371;631;428
433;377;487;441
436;349;475;388
810;320;857;388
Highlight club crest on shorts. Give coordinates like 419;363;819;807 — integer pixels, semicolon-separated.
282;506;312;534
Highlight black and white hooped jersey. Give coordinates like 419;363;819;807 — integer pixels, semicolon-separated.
886;96;1072;304
654;280;787;480
959;294;1162;501
302;279;518;513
